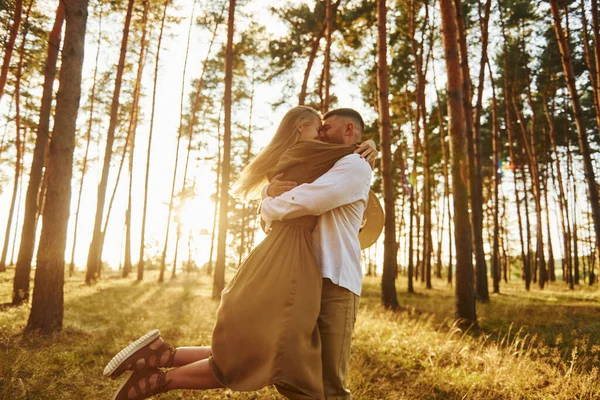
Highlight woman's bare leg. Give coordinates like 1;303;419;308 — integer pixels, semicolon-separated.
165;359;224;390
132;358;223;397
170;346;212;367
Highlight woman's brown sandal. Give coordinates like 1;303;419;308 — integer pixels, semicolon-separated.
112;368;169;400
104;330;177;379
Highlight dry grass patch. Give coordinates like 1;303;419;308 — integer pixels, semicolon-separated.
0;269;599;399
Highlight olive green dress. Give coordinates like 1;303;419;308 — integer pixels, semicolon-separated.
209;141;356;399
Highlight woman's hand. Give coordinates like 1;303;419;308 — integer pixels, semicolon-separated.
267;173;297;197
354;139;378;165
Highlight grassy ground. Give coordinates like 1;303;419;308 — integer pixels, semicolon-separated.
1;267;600;399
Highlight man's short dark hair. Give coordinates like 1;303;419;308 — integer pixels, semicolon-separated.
323;108;365;132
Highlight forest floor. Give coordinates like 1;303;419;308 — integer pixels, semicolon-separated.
1;267;600;399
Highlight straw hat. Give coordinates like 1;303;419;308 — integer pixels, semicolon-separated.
358;190;384;250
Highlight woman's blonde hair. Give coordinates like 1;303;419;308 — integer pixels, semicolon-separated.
233;106;321;199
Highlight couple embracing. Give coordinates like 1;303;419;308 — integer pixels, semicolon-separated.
104;106;379;400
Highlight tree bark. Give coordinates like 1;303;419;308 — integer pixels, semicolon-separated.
550;0;600;262
85;0;135;283
208;106;223;276
440;0;476;324
14;2;65;298
25;0;88;333
454;0;488;302
377;0;399;309
122;0;149;278
213;0;236;299
159;0;197;283
138;0;169;281
1;0;34;274
0;0;23;103
322;0;333;112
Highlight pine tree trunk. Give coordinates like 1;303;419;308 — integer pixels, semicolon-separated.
323;0;333;112
593;0;600;117
580;0;600;134
511;91;546;288
123;0;149;278
440;0;476;324
410;0;432;289
139;0;169;282
158;0;197;283
86;0;135;284
0;0;33;273
13;0;63;298
377;0;399;309
454;0;488;303
432;66;452;285
0;0;23;103
25;0;88;333
550;0;600;262
298;3;328;105
208;108;223;276
213;0;236;299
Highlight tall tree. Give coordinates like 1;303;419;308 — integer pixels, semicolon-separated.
12;2;60;305
123;0;150;278
549;0;600;263
439;0;476;324
159;0;197;283
454;0;488;302
138;0;170;281
213;0;236;299
85;0;135;284
0;0;23;103
25;0;88;333
69;2;98;277
377;0;399;309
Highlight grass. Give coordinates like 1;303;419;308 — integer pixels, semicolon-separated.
1;267;600;399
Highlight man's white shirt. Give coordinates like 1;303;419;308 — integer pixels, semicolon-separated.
260;153;372;296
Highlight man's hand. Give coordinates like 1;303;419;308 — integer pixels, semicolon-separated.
354;139;378;164
267;173;297;197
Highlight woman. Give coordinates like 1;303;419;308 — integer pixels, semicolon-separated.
105;106;375;400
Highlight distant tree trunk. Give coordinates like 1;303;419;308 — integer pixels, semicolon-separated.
213;0;236;299
453;0;488;303
322;0;333;112
25;0;88;333
511;91;546;288
139;0;169;282
550;0;600;262
0;0;32;273
69;3;98;277
159;0;197;283
542;129;555;282
592;0;600;122
432;67;452;285
208;108;223;276
15;3;63;293
0;0;23;103
298;4;328;105
486;56;501;294
520;164;533;284
410;0;432;289
544;97;571;284
86;0;135;284
499;13;529;288
440;0;476;324
580;0;600;134
405;93;415;293
171;223;181;279
377;0;399;309
123;0;149;278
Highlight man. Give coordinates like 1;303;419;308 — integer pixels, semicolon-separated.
261;108;374;400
